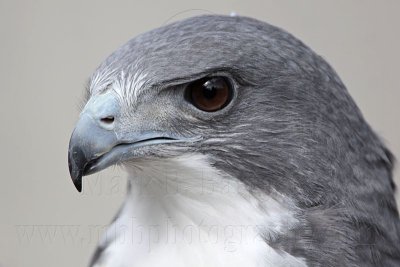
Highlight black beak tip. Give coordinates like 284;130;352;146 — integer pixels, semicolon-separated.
68;147;85;193
73;176;82;192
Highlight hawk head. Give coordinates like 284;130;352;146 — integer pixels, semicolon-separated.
68;15;400;267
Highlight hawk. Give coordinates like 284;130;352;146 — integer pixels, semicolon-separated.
68;15;400;267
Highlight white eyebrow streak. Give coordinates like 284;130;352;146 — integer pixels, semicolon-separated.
89;66;149;108
111;71;149;107
89;67;118;94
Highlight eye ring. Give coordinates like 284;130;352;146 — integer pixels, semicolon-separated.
185;76;233;112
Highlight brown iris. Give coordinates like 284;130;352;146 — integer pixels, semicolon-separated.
186;77;232;112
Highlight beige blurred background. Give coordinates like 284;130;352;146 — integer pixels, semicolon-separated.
0;0;399;266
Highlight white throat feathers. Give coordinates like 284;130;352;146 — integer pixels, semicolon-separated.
93;154;308;267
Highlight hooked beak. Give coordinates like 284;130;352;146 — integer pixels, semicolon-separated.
68;92;196;192
68;114;183;192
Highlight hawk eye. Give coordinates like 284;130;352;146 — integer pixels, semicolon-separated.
185;77;232;112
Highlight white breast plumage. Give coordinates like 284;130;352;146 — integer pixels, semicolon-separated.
92;154;308;267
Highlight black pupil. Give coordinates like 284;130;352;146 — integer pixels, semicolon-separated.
202;80;218;99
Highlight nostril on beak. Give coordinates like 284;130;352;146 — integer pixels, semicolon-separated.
100;116;115;124
97;115;115;130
